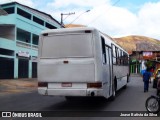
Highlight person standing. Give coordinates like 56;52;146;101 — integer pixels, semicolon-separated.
143;68;151;92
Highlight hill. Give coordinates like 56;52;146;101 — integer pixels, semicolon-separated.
64;24;86;28
113;35;160;54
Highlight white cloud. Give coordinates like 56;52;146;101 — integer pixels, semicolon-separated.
1;0;160;40
0;0;11;4
60;3;138;37
45;0;110;22
84;4;138;36
60;1;160;40
137;2;160;39
0;0;35;8
49;0;109;9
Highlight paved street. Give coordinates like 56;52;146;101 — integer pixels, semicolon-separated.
0;76;160;120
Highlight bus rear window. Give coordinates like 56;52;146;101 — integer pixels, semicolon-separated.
41;33;93;58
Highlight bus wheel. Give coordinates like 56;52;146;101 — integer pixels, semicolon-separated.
123;84;127;89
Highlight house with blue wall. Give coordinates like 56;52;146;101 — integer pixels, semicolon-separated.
0;2;62;79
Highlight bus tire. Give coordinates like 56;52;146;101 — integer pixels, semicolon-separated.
123;84;127;89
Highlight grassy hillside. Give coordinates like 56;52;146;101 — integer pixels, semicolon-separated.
113;35;160;54
65;24;86;28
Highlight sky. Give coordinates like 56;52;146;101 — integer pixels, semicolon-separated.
0;0;160;40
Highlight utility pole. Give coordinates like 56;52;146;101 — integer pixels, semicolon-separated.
61;12;75;27
66;10;90;27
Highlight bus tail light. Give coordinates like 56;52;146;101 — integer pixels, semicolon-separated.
38;82;48;87
87;83;102;88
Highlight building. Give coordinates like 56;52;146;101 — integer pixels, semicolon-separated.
130;42;160;74
0;2;62;79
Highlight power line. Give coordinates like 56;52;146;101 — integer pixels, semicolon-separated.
61;12;75;27
63;8;89;24
87;0;121;26
66;10;90;27
59;8;76;22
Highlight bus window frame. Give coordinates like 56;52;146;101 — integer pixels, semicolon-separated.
101;36;107;64
111;44;129;66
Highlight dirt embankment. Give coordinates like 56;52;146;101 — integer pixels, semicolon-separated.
0;79;37;96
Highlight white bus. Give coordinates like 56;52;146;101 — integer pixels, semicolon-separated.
38;27;130;100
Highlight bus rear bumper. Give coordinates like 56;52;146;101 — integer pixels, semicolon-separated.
38;88;103;97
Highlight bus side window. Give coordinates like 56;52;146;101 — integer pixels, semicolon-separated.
112;44;117;64
116;47;119;65
105;47;109;64
101;37;106;64
122;52;128;65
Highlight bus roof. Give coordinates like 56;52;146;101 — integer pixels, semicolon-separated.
41;27;97;34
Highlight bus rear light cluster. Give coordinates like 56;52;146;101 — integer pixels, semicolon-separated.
38;82;48;87
87;83;102;88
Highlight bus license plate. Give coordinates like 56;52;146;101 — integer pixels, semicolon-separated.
62;83;72;87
